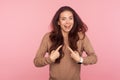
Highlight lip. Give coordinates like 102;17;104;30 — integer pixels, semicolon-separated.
64;25;71;28
64;25;72;31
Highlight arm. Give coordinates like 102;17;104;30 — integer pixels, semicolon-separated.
82;35;97;65
33;33;53;67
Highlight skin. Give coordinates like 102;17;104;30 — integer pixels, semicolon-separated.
49;45;62;62
58;10;74;37
50;10;81;63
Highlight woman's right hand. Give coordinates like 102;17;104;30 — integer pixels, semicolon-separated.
50;45;62;62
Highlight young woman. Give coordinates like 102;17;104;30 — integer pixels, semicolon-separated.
34;6;97;80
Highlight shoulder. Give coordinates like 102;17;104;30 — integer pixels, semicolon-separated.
78;32;85;40
42;32;51;40
44;32;51;37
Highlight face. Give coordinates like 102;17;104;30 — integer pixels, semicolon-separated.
58;10;74;34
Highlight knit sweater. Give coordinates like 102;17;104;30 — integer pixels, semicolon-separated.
34;32;97;80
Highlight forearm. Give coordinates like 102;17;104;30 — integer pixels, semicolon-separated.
34;56;53;67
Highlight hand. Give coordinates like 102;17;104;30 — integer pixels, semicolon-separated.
50;45;62;62
67;46;81;62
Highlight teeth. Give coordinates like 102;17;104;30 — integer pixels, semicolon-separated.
65;26;70;28
65;26;69;28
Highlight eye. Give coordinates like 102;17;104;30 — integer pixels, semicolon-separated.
69;17;73;20
61;18;66;21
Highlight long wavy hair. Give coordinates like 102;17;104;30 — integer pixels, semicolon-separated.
49;6;88;63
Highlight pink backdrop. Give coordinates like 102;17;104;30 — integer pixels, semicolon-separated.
0;0;120;80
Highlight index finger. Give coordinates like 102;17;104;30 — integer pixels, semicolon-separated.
67;46;74;53
56;45;62;51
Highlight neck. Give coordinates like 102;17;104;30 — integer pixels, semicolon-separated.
62;31;69;46
62;31;68;38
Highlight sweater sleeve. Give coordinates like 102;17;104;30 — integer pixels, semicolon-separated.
82;35;97;65
33;33;53;67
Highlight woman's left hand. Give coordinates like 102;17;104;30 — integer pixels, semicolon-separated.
67;46;81;63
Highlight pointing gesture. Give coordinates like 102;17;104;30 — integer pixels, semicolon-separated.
67;46;81;63
67;46;75;54
56;45;62;51
50;45;62;62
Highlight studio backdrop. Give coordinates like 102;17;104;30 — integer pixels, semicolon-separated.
0;0;120;80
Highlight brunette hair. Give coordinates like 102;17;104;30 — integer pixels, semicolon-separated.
49;6;88;63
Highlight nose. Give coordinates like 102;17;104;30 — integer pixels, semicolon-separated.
66;19;70;24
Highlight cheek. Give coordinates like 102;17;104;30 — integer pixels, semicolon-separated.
60;21;66;25
71;20;74;24
59;23;65;27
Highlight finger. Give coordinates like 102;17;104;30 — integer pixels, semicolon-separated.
51;50;55;54
74;51;79;54
67;46;74;53
56;45;62;51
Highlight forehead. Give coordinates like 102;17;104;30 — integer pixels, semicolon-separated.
60;10;73;17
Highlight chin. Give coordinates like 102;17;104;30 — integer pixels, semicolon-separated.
65;30;70;33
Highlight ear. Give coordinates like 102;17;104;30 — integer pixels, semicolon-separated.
58;21;60;25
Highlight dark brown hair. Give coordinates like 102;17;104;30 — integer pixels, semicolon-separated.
49;6;88;63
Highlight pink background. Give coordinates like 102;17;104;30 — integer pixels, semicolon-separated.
0;0;120;80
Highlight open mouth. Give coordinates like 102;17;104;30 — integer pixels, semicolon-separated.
64;25;71;29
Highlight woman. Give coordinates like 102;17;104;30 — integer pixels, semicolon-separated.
34;6;97;80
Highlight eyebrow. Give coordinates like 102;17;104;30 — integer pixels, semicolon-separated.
60;16;73;18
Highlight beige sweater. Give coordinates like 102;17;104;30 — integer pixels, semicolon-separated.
34;32;97;80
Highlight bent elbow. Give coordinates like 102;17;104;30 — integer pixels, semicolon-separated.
92;55;98;64
33;58;42;67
